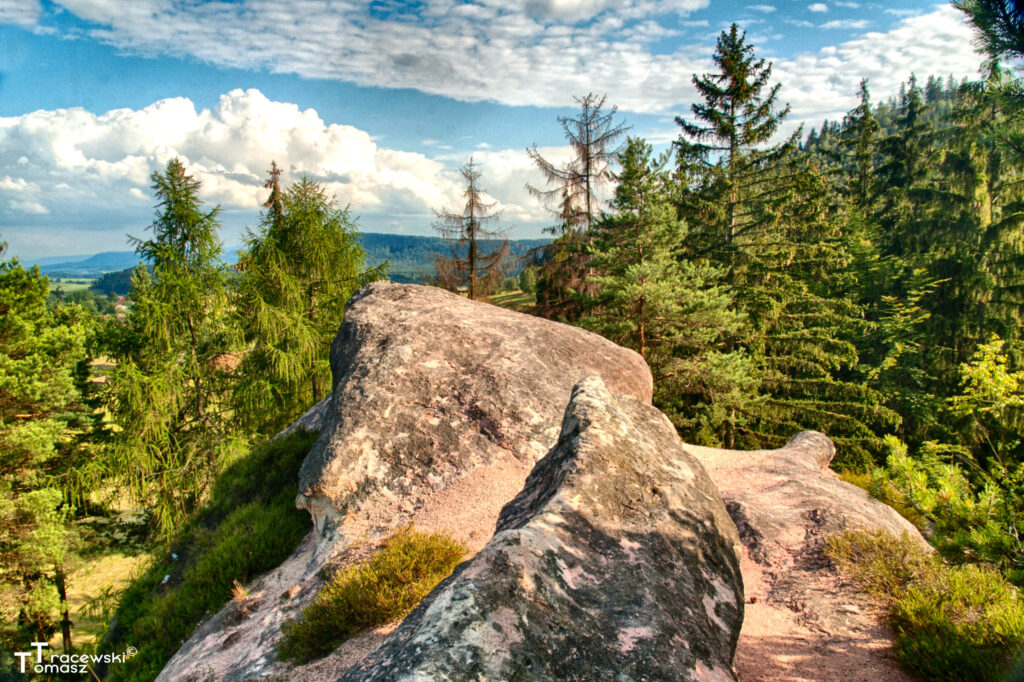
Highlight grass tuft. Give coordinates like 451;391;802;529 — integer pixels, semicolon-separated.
825;529;1024;681
277;527;466;663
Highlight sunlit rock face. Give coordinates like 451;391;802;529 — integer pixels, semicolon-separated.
341;376;745;682
296;281;653;536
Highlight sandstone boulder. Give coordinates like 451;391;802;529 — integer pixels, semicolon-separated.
686;432;927;681
297;281;653;533
342;376;744;682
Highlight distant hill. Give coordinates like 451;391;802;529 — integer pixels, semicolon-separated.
30;253;95;267
33;233;550;283
39;251;149;276
359;233;550;282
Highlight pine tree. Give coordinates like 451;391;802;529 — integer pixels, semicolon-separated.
582;138;754;443
234;168;381;435
104;159;237;536
433;158;511;300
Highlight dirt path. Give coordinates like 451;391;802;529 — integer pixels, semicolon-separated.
688;438;916;682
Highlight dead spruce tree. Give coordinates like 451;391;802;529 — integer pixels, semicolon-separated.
433;158;511;300
526;93;629;318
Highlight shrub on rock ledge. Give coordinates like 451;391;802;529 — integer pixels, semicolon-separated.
277;528;466;663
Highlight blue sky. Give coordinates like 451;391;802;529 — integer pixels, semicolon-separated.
0;1;986;260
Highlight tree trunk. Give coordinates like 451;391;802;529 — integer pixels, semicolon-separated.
638;295;647;359
309;279;320;401
55;566;73;653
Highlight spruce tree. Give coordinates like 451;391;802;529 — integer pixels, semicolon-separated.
839;79;880;204
674;23;796;279
526;93;628;318
867;71;1024;433
675;26;898;457
234;168;380;435
955;0;1024;62
874;75;934;259
433;158;511;300
104;159;236;536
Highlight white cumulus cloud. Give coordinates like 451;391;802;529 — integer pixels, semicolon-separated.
820;19;870;30
773;5;981;135
0;89;563;257
48;0;714;114
39;0;981;123
10;199;48;215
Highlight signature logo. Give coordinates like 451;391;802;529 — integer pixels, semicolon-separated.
14;641;137;676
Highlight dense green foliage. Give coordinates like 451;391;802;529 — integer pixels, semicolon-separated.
825;530;1024;681
99;428;316;682
101;159;238;538
91;267;147;296
869;336;1024;579
277;528;466;663
673;25;897;455
0;236;94;655
582;138;752;442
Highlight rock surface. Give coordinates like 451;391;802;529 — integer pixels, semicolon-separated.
297;282;653;532
342;376;744;682
686;432;927;681
158;283;652;681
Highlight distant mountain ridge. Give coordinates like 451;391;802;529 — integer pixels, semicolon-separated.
31;232;551;281
35;251;157;275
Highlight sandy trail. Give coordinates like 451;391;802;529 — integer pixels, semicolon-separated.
692;444;913;682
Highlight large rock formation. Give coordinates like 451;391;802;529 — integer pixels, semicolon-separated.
297;282;653;533
686;433;927;681
158;282;927;682
158;283;653;681
342;376;744;682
